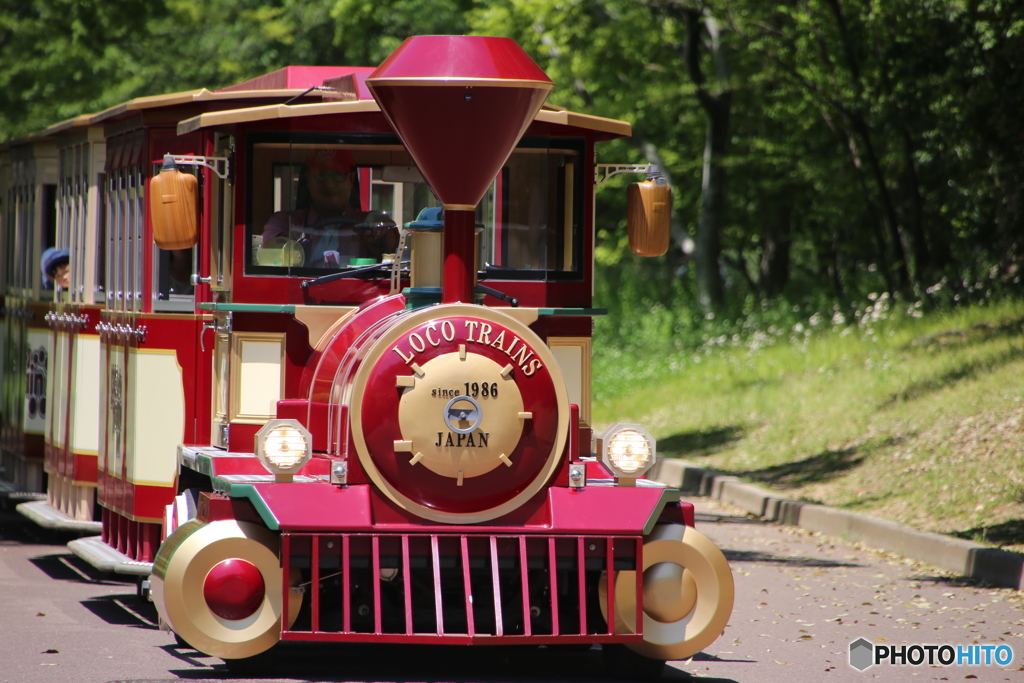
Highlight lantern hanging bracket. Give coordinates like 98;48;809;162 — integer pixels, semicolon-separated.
168;155;230;180
595;163;663;186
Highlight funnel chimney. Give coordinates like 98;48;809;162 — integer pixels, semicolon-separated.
367;36;553;303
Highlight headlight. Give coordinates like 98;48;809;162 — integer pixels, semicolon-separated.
600;423;656;481
255;419;312;482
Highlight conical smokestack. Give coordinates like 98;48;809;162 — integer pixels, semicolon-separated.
367;36;554;302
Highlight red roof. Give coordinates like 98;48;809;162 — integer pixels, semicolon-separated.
218;66;376;93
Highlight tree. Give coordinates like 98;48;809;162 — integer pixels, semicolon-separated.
656;2;732;310
0;0;167;138
4;0;1021;315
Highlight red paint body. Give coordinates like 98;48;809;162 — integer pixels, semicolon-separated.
442;210;477;303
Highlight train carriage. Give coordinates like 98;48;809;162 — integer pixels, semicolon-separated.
1;134;59;499
10;72;377;539
12;35;733;679
40;114;106;530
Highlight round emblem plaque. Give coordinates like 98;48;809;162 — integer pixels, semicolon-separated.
348;304;569;523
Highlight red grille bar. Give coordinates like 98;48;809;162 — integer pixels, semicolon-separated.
605;539;615;636
372;535;382;634
401;535;412;635
342;535;351;633
282;532;292;631
548;537;560;635
281;532;643;645
311;533;320;630
519;536;530;637
490;535;503;636
577;537;587;635
460;535;475;634
431;535;444;634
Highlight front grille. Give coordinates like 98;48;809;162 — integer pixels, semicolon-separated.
281;532;643;645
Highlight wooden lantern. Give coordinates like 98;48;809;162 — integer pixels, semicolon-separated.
150;155;198;250
627;179;672;257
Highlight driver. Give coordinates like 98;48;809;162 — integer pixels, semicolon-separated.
262;149;398;266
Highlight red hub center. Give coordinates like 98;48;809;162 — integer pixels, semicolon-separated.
202;558;266;621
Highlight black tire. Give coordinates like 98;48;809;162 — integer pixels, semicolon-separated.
222;645;279;677
601;644;666;681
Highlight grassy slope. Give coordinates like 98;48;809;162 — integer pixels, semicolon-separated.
592;297;1024;553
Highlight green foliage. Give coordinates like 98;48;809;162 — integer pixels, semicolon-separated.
3;0;1022;325
0;0;167;137
594;295;1024;546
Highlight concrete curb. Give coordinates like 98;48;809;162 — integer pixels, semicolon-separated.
651;458;1024;590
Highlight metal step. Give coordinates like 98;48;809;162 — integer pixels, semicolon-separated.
67;535;154;576
16;499;101;534
0;479;46;500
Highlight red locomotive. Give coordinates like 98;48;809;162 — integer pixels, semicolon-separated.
4;36;733;678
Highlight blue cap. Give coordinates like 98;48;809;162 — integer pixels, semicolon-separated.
404;206;444;229
41;247;70;280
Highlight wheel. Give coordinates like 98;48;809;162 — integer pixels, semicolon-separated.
602;644;666;680
599;523;734;661
150;519;301;660
223;645;279;676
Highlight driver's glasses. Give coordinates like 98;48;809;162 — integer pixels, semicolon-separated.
312;171;349;185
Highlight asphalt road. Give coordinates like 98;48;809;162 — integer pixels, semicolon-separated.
0;498;1021;683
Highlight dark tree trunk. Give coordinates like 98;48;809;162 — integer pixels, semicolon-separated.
760;200;792;298
680;8;732;311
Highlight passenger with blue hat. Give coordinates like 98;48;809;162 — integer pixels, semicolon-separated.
40;247;70;289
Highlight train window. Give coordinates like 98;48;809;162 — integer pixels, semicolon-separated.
245;135;583;282
105;171;120;308
208;135;234;293
104;159;147;311
479;138;583;281
57;152;74;300
153;247;195;311
58;141;104;305
94;172;106;304
39;183;58;299
247;137;410;277
153;162;196;312
132;169;145;312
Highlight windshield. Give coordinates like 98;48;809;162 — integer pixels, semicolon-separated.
245;134;583;283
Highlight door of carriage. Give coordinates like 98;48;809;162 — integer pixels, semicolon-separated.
98;130;210;562
46;130;106;521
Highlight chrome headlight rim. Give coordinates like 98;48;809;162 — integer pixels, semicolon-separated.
600;423;657;479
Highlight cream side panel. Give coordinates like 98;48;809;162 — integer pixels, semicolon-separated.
549;337;592;426
99;345;112;475
233;335;284;421
71;335;101;453
44;330;59;447
238;341;281;417
127;349;184;485
551;345;582;410
53;331;69;448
